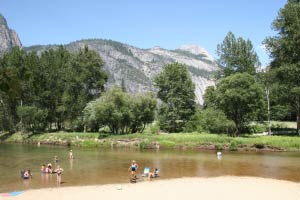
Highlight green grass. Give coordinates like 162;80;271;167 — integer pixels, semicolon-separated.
1;131;300;151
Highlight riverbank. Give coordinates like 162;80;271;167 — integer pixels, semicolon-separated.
7;177;300;200
1;132;300;151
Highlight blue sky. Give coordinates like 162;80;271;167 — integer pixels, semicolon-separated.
0;0;286;66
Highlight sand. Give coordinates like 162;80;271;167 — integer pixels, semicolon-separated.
7;176;300;200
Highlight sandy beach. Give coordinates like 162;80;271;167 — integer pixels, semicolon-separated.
4;176;299;200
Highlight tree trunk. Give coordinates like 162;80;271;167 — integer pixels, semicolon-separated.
266;88;272;135
297;114;300;136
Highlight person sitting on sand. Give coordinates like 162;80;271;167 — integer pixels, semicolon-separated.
148;168;159;180
128;160;138;178
55;165;64;184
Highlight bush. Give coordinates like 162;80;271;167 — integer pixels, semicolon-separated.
216;143;223;150
147;121;160;134
229;141;238;151
246;123;267;134
184;108;235;134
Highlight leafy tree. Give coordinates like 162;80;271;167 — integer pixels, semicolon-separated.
37;46;71;130
217;31;260;77
130;93;157;133
0;47;23;132
17;106;47;133
154;63;196;132
63;46;107;130
185;107;235;134
206;73;265;136
83;87;156;134
264;0;300;135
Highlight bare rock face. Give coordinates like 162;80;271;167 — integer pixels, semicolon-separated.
0;14;22;54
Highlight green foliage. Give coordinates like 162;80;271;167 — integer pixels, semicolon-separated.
217;31;260;78
0;45;107;133
264;1;300;68
264;1;300;135
83;87;157;134
185;108;235;134
216;143;223;150
17;106;48;132
245;123;267;134
205;73;265;136
229;140;238;151
154;63;196;132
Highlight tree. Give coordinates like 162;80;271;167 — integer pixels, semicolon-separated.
256;69;275;135
130;93;157;133
63;46;107;130
217;31;260;77
154;63;196;132
264;0;300;135
0;47;23;132
206;73;265;136
184;107;235;134
83;87;156;134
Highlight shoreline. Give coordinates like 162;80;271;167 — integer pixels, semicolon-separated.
1;132;300;152
0;140;292;152
6;176;300;200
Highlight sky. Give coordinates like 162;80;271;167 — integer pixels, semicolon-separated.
0;0;286;67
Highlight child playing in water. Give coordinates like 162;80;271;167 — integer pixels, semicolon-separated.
128;160;138;179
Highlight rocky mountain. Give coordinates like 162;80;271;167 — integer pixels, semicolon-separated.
0;14;218;105
26;39;218;104
0;14;22;54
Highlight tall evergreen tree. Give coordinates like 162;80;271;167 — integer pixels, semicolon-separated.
154;63;196;132
217;31;260;78
264;0;300;135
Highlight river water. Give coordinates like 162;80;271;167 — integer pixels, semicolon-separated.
0;144;299;192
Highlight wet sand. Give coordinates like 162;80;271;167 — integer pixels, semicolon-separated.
8;176;300;200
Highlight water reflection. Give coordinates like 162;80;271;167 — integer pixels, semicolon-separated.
0;144;299;193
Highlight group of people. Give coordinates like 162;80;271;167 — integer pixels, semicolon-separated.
21;149;74;184
128;160;159;182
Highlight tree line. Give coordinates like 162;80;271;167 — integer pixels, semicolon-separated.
0;0;299;137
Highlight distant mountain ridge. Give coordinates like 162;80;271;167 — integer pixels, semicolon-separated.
25;39;218;104
0;14;218;104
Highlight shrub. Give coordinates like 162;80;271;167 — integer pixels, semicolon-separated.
246;123;267;134
216;143;223;150
184;108;235;134
229;141;238;151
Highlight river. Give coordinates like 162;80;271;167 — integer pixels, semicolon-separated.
0;144;299;192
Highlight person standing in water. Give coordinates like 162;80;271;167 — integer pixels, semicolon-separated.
54;155;59;163
55;165;64;184
69;150;74;159
128;160;138;179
